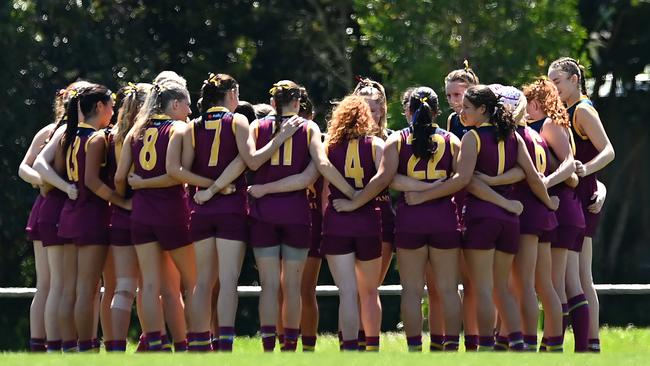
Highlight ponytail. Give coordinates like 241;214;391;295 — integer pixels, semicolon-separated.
61;92;80;154
269;80;301;136
133;79;188;140
465;85;516;142
408;87;439;160
549;57;588;96
200;73;238;114
114;83;152;145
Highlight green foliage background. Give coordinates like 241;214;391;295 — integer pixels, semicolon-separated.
1;0;649;351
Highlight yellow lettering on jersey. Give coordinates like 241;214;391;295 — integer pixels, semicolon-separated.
407;134;447;180
532;134;547;173
344;139;364;188
139;128;159;171
65;136;81;182
497;140;506;175
205;119;222;167
271;136;293;166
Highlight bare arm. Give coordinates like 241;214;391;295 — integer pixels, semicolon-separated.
129;123;183;190
85;134;130;210
575;106;615;176
541;122;575;188
19;124;55;186
235;114;302;171
307;122;355;199
33;126;77;199
249;161;320;198
474;166;525;186
467;177;523;215
166;123;213;188
114;133;133;197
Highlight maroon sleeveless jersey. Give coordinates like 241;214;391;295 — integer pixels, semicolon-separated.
395;126;457;233
130;117;189;226
189;107;247;215
323;136;380;237
249;115;311;225
463;123;518;223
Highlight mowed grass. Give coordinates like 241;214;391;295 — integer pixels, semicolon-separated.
2;327;650;366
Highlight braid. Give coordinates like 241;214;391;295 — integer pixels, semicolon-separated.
269;80;301;136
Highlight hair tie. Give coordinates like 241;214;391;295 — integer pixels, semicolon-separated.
463;59;470;71
206;73;222;87
68;89;78;98
269;83;287;96
124;82;137;97
420;96;428;105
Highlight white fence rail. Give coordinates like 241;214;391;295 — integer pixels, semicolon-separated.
1;284;649;298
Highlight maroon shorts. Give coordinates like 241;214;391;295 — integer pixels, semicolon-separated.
131;222;191;251
321;235;382;261
381;207;395;244
72;227;110;246
308;212;323;258
26;195;44;241
110;227;132;246
190;212;248;242
551;225;584;252
463;218;520;254
395;230;461;250
538;229;557;244
38;222;66;247
249;219;310;249
583;210;601;238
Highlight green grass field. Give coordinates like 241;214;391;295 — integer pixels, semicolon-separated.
2;327;649;366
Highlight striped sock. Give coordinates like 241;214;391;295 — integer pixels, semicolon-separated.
146;331;162;351
62;340;78;353
188;331;211;352
407;335;422;352
161;334;173;352
444;335;460;351
365;336;379;352
494;335;508;351
464;334;478;352
282;328;299;352
478;335;495;351
547;336;564;352
508;332;525;351
588;338;600;353
429;334;445;351
539;337;548;352
338;331;343;351
358;330;366;351
302;335;317;352
342;339;358;351
523;334;537;351
212;335;220;352
219;327;235;352
568;294;590;352
136;333;148;352
562;303;569;334
30;338;46;352
106;340;127;352
78;339;94;353
174;340;188;352
261;325;276;352
46;340;62;353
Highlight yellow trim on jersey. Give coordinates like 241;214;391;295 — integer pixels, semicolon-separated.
497;140;506;175
150;114;172;120
281;112;297;117
307;123;311;146
78;122;97;130
468;129;481;153
517;120;527;127
478;122;493;128
397;133;402;153
206;106;230;113
450;134;456;156
190;121;196;148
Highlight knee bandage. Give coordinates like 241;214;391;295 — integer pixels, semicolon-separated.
110;277;137;311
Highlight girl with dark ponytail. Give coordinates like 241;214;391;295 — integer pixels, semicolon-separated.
549;57;615;352
401;84;558;351
377;86;464;351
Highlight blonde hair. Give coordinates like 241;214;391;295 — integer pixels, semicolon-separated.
352;78;388;138
132;79;189;139
114;83;152;145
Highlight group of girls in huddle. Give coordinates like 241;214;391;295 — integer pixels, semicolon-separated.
20;56;613;353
